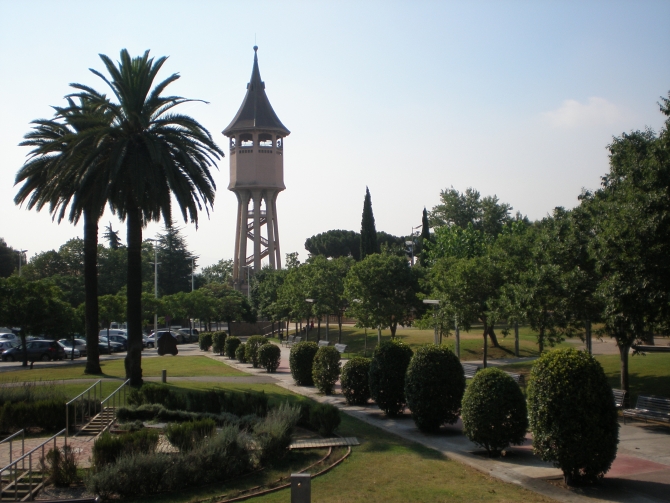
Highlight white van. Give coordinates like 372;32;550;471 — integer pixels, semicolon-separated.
99;329;128;337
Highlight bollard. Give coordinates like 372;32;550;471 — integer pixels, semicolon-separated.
162;370;167;383
291;473;311;503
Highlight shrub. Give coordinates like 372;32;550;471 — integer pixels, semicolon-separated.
461;367;527;456
527;348;619;485
312;346;341;395
92;429;159;470
404;345;465;432
340;357;371;405
40;445;79;486
369;340;413;416
309;403;341;436
212;331;227;355
253;402;301;462
0;399;65;433
165;418;217;452
225;336;241;358
245;335;269;368
258;343;281;373
236;343;248;363
87;426;252;498
127;383;186;410
198;332;213;351
289;341;319;386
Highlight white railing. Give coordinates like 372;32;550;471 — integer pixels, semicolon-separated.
65;380;102;441
0;430;24;470
99;379;130;433
0;429;66;501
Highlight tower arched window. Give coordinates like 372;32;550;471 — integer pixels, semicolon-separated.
259;133;273;147
240;133;253;147
230;137;236;148
276;137;283;149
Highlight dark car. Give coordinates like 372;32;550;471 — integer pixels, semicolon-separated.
157;332;178;356
105;334;128;351
2;340;66;362
99;337;124;353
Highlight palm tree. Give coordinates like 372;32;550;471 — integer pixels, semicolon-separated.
71;49;223;385
14;96;112;373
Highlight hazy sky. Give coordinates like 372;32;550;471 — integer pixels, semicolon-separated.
1;1;669;270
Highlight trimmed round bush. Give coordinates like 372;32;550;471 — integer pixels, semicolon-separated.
369;340;413;416
289;341;319;386
312;346;341;395
528;348;619;485
211;331;227;355
198;332;213;352
461;367;527;456
225;336;241;359
235;343;248;363
341;357;372;405
245;336;269;368
258;344;281;373
404;345;465;432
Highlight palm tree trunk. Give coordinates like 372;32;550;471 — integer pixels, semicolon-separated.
124;207;143;386
84;209;102;374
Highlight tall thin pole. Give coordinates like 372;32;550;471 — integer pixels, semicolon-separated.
191;257;195;292
18;250;27;277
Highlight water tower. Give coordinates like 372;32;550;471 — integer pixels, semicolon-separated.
223;46;290;292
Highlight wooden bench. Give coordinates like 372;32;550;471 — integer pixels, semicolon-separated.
623;395;670;426
462;363;479;379
317;340;330;348
612;389;627;410
334;343;348;356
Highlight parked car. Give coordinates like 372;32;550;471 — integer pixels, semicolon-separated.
2;340;66;362
151;330;189;344
0;340;17;352
58;338;87;357
57;342;81;359
105;334;128;351
98;343;112;355
143;335;155;348
98;337;124;352
99;329;128;338
0;333;18;342
177;329;198;343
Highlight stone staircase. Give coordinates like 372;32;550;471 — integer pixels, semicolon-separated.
75;407;116;438
0;469;46;501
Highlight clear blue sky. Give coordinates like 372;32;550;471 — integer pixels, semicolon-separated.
1;0;669;269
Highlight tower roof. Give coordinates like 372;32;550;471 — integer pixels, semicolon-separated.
222;46;290;137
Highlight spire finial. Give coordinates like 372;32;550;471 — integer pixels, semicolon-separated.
253;45;258;53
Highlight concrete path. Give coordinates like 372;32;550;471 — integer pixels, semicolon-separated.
207;344;670;503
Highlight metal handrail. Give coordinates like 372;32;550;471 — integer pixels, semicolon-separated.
99;379;130;434
0;430;25;469
0;429;66;501
65;380;102;442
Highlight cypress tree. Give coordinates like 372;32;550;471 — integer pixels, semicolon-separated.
360;187;378;259
420;207;431;267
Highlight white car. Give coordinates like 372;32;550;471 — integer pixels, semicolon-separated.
0;333;18;342
0;340;17;352
58;342;81;359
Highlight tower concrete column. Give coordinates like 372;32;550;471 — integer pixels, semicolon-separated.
238;190;250;282
272;192;282;268
265;190;276;269
252;190;262;272
232;192;243;285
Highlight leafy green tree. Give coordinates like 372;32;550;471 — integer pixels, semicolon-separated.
71;49;223;385
0;277;75;366
155;226;196;295
345;253;420;338
429;187;512;238
425;223;491;264
200;259;233;284
250;266;288;332
419;207;431;267
360;187;378;260
0;238;19;278
97;245;127;296
99;294;126;351
582;93;670;393
305;230;360;260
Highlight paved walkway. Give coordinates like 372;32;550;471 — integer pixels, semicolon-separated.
207;344;670;503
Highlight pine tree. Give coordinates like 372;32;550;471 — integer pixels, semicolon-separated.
420;207;431;267
103;222;122;249
360;187;378;260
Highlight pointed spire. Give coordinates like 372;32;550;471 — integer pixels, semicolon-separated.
222;46;290;136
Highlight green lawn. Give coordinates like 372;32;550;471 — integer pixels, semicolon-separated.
0;355;246;383
498;352;670;403
294;324;571;361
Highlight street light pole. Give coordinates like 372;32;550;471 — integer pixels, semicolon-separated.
147;239;161;337
18;250;27;277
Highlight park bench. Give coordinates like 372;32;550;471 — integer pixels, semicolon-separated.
334;343;348;356
318;340;330;348
612;389;627;410
462;363;480;379
282;335;295;347
288;336;302;348
623;395;670;426
503;371;526;387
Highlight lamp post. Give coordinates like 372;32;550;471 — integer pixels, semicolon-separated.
147;239;161;337
305;298;315;341
17;250;27;277
423;299;440;345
